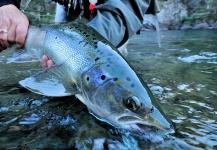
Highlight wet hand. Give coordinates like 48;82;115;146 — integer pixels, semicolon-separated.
42;55;55;69
0;5;29;51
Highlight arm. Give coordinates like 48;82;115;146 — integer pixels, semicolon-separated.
87;0;160;47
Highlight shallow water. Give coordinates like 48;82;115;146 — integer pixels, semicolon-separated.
127;30;217;149
0;29;216;149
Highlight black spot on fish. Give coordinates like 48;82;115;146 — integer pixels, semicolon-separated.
131;83;135;88
95;57;99;61
107;58;111;61
101;75;106;80
126;77;131;81
86;77;89;81
93;40;97;45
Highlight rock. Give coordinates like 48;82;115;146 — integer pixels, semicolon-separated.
192;22;210;29
157;0;188;30
143;14;158;31
180;24;193;30
212;21;217;29
8;126;22;132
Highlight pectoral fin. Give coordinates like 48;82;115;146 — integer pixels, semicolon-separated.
19;65;78;97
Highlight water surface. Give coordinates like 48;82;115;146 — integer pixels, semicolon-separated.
0;29;216;149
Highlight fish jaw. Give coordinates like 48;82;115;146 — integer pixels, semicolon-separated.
116;108;174;137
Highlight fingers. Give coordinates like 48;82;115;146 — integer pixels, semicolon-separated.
0;5;29;51
42;55;55;69
4;15;28;48
0;8;11;50
0;37;12;49
42;55;49;69
0;24;12;49
7;24;16;44
47;60;54;68
15;16;29;48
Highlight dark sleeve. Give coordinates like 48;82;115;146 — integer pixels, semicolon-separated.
0;0;13;7
0;0;21;8
87;0;160;48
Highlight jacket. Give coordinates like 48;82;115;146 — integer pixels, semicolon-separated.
0;0;20;8
0;0;160;48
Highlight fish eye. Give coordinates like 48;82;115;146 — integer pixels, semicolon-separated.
126;96;141;111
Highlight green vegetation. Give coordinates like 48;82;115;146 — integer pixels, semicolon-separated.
180;0;217;24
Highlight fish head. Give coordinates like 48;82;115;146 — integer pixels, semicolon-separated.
80;61;174;138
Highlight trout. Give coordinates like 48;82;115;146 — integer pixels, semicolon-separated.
19;21;174;140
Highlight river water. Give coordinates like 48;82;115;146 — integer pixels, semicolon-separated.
0;29;216;149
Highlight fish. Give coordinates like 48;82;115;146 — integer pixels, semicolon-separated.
19;20;174;139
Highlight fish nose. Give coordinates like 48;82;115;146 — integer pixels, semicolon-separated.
145;106;154;114
150;107;173;131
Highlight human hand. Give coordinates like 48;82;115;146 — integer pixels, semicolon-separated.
0;5;54;69
0;5;29;51
42;55;55;69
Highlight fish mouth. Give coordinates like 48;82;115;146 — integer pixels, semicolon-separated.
130;123;158;135
117;116;164;142
117;116;157;134
130;122;174;135
117;114;174;136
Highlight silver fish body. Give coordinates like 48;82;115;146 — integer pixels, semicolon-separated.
20;21;174;139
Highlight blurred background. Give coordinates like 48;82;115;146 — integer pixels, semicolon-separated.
20;0;217;30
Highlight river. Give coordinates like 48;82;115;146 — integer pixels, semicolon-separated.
0;29;216;149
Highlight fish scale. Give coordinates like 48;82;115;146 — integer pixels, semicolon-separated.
41;25;96;76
